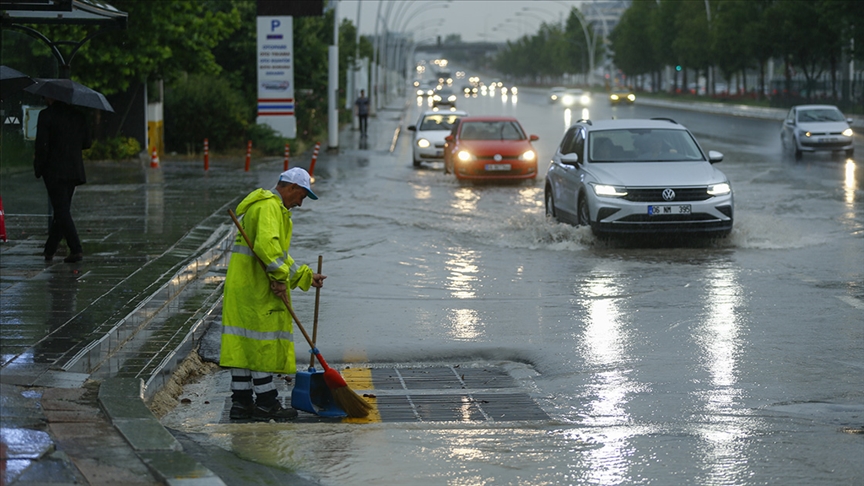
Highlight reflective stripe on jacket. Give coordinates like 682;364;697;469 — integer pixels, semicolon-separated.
220;188;313;374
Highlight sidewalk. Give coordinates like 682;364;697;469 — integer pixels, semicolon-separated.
0;105;404;485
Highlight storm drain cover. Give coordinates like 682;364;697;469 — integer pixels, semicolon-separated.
221;365;549;424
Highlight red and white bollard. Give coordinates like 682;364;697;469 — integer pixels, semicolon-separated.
0;196;7;242
150;147;160;168
244;140;252;172
308;141;321;178
203;138;209;171
283;143;290;171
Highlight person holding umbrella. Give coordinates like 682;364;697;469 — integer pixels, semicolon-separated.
33;95;92;262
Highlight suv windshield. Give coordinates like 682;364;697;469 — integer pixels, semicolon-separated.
589;129;704;162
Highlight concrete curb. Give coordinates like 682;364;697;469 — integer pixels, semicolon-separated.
98;378;226;485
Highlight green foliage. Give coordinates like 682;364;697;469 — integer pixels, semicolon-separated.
84;136;141;161
164;74;250;153
247;123;289;156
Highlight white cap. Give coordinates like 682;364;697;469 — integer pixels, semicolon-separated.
278;167;318;200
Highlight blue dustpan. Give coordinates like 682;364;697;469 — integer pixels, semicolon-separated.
291;366;347;417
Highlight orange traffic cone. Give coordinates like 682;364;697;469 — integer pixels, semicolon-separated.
0;196;7;242
150;147;160;168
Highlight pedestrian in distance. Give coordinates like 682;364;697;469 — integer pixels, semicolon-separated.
354;89;370;137
34;97;92;263
221;167;326;421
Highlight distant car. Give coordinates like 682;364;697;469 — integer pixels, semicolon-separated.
407;110;468;167
432;88;457;107
609;89;636;105
559;89;591;107
548;86;566;103
780;104;854;159
544;118;733;238
443;116;539;181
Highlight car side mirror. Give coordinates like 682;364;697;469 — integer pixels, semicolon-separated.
847;118;854;125
445;135;454;142
708;150;724;163
560;153;580;166
408;125;416;131
529;134;539;141
785;119;795;126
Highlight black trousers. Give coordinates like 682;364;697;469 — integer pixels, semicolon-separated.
358;114;368;134
43;180;82;255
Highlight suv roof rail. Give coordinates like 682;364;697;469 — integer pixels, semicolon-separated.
650;117;678;124
576;118;592;125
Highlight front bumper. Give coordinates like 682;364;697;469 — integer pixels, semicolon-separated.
590;191;733;235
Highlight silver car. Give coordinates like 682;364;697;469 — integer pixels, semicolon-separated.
544;118;733;237
407;110;468;167
780;104;854;159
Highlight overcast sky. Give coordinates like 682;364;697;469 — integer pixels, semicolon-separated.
337;0;580;44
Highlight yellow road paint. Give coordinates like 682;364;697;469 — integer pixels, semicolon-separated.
341;367;380;423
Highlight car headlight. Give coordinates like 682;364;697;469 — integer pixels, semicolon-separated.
610;94;619;101
551;95;558;101
417;138;431;149
433;95;441;101
457;150;475;162
511;87;518;94
519;150;536;161
448;95;456;102
627;94;636;102
707;182;731;196
562;95;574;105
842;128;853;137
591;183;628;197
417;89;424;95
580;94;590;105
802;130;812;138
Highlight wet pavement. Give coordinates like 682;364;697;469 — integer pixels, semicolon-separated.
2;95;861;485
0;102;408;485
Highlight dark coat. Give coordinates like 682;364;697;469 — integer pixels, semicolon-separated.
34;101;92;185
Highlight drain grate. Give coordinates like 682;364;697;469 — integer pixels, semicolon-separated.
219;365;549;424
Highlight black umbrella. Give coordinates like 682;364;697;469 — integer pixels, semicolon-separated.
24;78;114;112
0;65;36;92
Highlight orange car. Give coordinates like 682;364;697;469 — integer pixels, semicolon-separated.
443;116;539;181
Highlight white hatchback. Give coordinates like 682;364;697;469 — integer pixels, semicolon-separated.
544;118;733;238
407;110;468;167
780;104;854;159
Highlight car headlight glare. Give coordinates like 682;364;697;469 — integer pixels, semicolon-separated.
707;183;731;196
417;138;431;149
627;94;636;101
448;95;456;102
457;150;475;162
511;87;518;94
803;131;812;137
519;150;536;161
591;184;627;197
580;95;590;105
610;94;619;101
842;128;853;137
562;95;574;105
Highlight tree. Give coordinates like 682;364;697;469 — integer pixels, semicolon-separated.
610;0;658;86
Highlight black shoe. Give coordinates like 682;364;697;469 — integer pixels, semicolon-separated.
229;402;255;420
64;252;83;263
252;402;298;422
43;252;54;261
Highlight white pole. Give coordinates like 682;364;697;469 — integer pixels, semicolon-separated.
327;1;339;150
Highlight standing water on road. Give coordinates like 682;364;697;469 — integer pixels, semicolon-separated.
162;89;863;485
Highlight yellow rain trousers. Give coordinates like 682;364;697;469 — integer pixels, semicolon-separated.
220;189;313;374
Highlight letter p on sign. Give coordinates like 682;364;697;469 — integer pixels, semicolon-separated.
271;19;281;31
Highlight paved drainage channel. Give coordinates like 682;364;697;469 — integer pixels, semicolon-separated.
219;365;549;424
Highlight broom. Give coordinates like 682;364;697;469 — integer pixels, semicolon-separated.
228;209;372;418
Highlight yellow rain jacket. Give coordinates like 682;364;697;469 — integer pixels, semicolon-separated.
220;189;313;374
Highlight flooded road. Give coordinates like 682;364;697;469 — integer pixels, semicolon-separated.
162;86;864;485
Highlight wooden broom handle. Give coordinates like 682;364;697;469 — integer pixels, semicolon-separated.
311;255;322;368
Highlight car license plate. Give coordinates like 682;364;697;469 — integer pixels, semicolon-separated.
648;204;691;216
485;164;511;171
435;150;443;157
818;137;838;143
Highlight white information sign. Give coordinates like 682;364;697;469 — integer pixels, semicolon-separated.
256;16;296;138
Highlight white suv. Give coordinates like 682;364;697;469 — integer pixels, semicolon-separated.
544;118;733;238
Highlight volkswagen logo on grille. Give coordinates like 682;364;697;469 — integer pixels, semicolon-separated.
493;154;503;162
662;188;676;201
